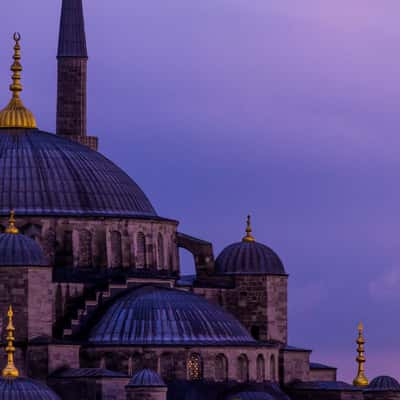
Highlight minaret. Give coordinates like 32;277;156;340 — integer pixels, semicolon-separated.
56;0;98;150
2;306;19;378
353;322;369;386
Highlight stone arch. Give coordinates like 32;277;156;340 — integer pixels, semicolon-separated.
237;354;249;382
160;352;175;381
78;229;92;267
157;233;165;269
176;232;214;277
188;353;203;381
270;354;276;381
215;354;228;382
136;232;146;268
110;231;122;267
256;354;265;382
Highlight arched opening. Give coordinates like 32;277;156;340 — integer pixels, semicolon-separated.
136;232;146;268
55;230;73;267
157;233;165;269
270;354;276;381
43;229;56;264
179;247;196;280
110;231;122;267
78;229;92;267
215;354;228;382
188;353;203;380
160;352;175;381
237;354;249;382
251;326;260;340
256;354;265;382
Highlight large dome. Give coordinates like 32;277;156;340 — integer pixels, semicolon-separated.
89;286;256;345
0;128;156;217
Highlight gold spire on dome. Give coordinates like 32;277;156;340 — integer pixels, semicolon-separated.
2;305;19;378
353;322;368;386
242;215;256;242
0;33;37;129
5;209;19;234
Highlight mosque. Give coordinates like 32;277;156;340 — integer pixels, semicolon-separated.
0;1;397;399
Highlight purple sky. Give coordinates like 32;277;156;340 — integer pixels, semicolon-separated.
1;0;400;383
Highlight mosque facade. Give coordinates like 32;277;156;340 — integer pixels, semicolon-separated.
0;1;397;399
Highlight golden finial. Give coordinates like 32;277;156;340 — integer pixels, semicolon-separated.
2;305;19;378
353;322;368;386
242;215;256;242
5;209;19;234
0;33;37;129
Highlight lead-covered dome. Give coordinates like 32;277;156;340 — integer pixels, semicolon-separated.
215;216;285;275
89;286;255;345
0;129;156;217
128;369;166;387
0;377;60;400
367;376;400;391
0;233;47;266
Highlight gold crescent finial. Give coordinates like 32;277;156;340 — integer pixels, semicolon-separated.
242;214;256;242
2;305;19;378
0;32;37;129
353;321;368;386
5;209;19;234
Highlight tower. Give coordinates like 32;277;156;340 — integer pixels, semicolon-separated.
56;0;98;150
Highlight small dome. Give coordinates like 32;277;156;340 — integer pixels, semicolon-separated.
0;233;47;266
215;241;285;275
128;369;166;387
0;377;60;400
215;216;285;275
226;393;276;400
89;286;255;345
367;376;400;391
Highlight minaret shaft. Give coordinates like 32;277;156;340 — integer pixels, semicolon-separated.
56;0;98;150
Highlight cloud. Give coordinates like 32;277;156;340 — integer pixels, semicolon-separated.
369;267;400;302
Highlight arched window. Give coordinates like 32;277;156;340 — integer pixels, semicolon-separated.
270;354;276;381
136;232;146;268
188;353;202;380
110;231;122;267
160;353;175;381
215;354;228;382
55;230;73;267
256;354;265;382
79;229;92;267
237;354;249;382
44;229;56;264
157;233;165;269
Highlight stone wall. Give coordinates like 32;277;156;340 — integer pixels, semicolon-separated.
364;392;400;400
1;216;179;273
309;368;337;381
0;266;53;341
126;387;167;400
280;349;311;384
208;275;287;344
81;345;280;383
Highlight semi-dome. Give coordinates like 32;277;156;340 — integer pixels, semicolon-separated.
0;377;61;400
215;216;285;275
89;286;256;345
367;376;400;391
0;129;156;217
128;369;166;387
